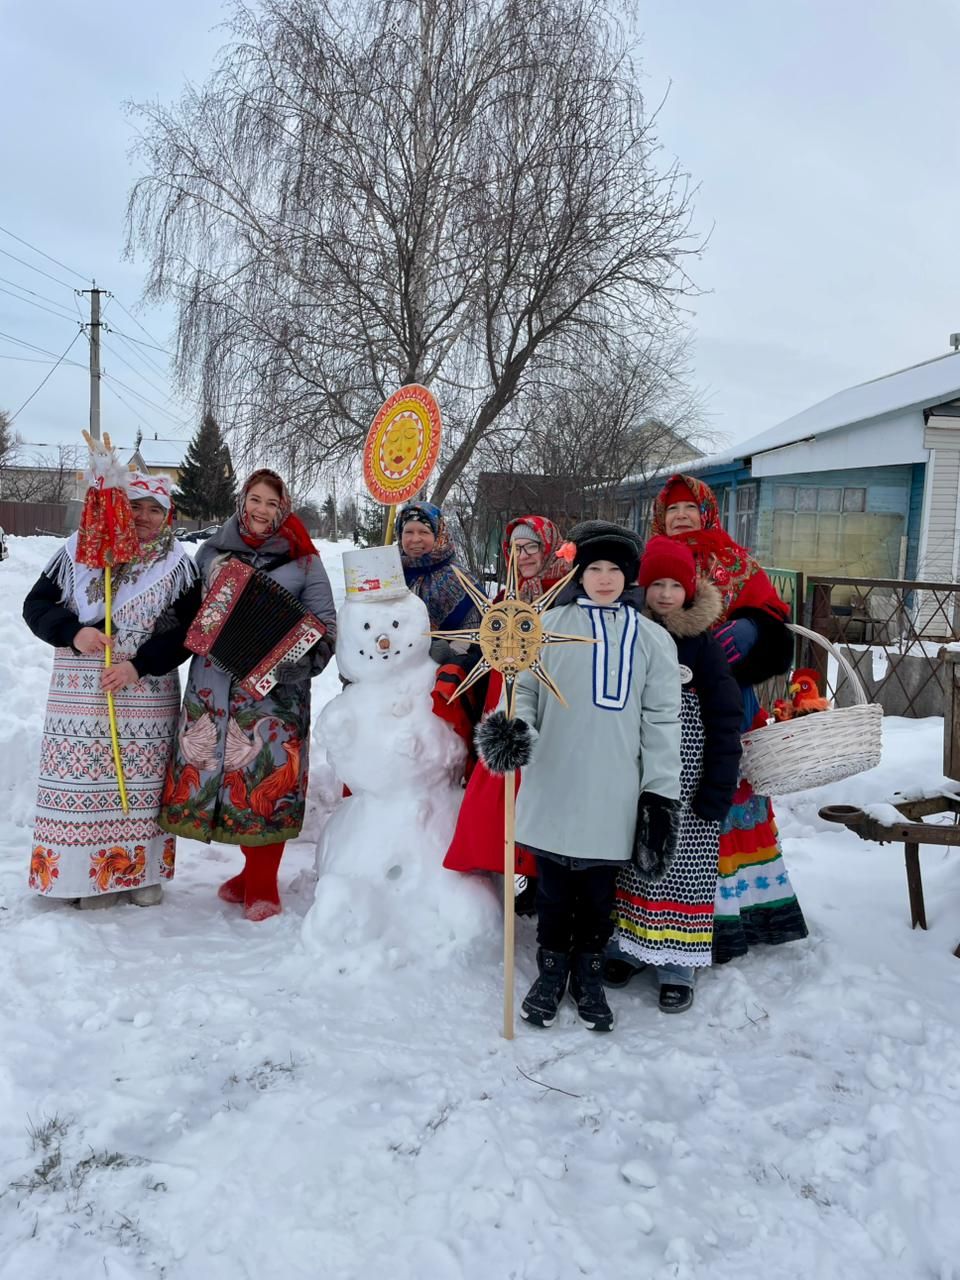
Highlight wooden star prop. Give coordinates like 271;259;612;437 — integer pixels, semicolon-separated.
430;545;594;714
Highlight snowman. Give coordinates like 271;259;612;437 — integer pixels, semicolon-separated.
302;544;498;973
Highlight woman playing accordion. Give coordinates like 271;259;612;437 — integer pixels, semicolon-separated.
159;469;337;920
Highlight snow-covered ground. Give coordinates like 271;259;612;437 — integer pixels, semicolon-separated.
1;535;959;1280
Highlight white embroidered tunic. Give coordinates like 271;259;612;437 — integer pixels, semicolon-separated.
511;599;682;864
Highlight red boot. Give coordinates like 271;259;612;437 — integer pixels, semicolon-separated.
217;871;246;905
241;843;285;922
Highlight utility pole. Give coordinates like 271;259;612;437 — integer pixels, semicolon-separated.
332;473;339;541
80;284;106;441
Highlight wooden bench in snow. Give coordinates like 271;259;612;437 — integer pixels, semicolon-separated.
820;796;960;957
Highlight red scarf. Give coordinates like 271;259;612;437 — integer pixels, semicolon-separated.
237;469;317;560
651;474;788;624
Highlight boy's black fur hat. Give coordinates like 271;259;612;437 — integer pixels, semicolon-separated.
568;520;643;583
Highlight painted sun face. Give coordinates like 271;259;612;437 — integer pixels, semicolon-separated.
380;414;423;479
478;599;544;676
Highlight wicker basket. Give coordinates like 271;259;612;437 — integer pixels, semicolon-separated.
739;623;883;796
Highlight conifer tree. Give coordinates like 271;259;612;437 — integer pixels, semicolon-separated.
173;411;236;522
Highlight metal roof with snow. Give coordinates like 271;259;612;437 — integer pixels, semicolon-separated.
681;350;960;474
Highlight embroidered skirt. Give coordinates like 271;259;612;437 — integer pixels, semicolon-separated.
29;647;181;899
713;779;808;963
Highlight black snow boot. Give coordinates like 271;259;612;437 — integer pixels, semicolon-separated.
521;948;570;1027
569;952;614;1032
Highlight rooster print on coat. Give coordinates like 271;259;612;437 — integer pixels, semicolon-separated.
159;656;310;846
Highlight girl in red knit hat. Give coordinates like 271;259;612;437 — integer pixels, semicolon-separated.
605;537;743;1011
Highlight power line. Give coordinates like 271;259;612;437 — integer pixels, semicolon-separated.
101;377;169;440
105;325;171;382
111;296;170;353
0;329;86;366
0;283;80;323
9;331;85;422
101;337;181;405
0;274;77;313
106;324;172;357
0;353;66;365
100;371;191;428
0;245;77;292
0;224;90;285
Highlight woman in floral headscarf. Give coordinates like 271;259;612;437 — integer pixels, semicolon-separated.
651;474;808;963
442;514;569;909
160;469;337;922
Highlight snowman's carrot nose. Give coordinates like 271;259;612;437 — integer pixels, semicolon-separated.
376;634;391;652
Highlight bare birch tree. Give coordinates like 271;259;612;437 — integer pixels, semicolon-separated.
126;0;698;497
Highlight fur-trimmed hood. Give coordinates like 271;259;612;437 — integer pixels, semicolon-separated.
644;577;723;638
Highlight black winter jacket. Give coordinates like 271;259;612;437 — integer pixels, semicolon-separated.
649;581;743;823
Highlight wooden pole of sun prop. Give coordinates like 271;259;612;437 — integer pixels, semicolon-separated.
78;430;140;814
430;546;595;1039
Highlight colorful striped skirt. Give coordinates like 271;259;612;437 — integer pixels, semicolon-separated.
713;779;808;964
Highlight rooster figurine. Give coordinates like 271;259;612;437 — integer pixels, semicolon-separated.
772;667;830;721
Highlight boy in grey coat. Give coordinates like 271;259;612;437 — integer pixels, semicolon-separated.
477;521;682;1032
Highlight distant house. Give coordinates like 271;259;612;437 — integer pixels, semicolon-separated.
125;434;185;489
616;351;960;586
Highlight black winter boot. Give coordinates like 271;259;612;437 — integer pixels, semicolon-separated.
569;952;614;1032
521;948;570;1028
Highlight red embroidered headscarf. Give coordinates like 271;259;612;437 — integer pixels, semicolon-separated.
503;514;567;602
652;473;788;624
237;469;317;560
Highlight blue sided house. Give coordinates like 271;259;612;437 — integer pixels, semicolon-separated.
616;350;960;586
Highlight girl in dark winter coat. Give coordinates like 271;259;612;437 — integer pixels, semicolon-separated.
606;537;743;1011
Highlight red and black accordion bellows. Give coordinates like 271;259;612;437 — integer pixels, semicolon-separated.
186;559;326;699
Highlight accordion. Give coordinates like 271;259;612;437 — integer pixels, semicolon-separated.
185;559;327;699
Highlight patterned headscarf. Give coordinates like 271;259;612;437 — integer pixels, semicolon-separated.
237;469;316;559
652;474;789;624
399;507;480;631
503;514;567;602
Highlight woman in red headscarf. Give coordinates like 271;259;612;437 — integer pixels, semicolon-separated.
651;474;808;964
160;469;337;921
441;515;567;910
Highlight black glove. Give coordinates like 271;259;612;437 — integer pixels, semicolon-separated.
632;791;682;881
475;712;534;775
691;789;728;824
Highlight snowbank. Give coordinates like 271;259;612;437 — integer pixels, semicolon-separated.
0;535;958;1280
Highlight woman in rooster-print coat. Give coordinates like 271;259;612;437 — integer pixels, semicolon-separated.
159;470;336;921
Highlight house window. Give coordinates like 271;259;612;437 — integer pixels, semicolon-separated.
843;487;866;512
733;484;757;550
797;487;819;512
818;488;842;512
774;485;796;511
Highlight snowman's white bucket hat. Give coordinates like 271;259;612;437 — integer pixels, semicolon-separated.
343;544;409;601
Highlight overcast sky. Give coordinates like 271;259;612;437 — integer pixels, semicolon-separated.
2;0;959;466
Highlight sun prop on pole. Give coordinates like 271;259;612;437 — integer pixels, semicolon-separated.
431;546;595;1040
362;384;443;545
77;430;140;814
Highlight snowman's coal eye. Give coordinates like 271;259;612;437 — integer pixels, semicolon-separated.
392;620;399;628
363;622;371;631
